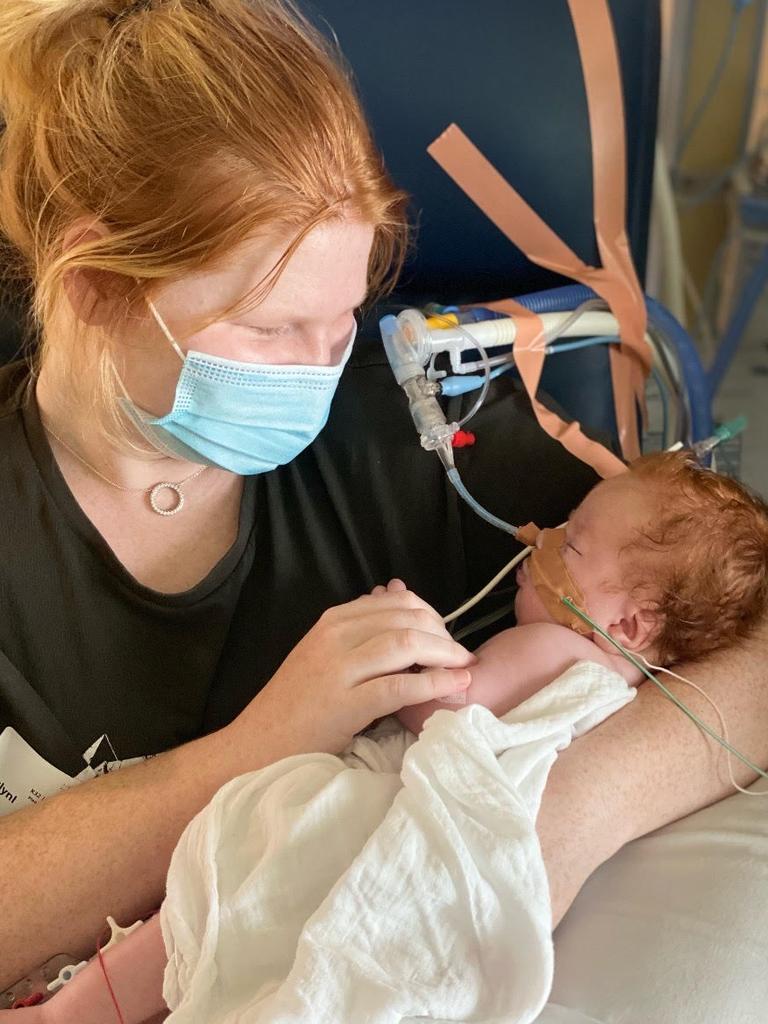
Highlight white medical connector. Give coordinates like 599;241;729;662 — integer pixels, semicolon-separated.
395;306;517;374
380;309;520;534
101;915;144;953
380;313;459;450
46;961;88;993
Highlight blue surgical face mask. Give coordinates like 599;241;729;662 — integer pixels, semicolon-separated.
120;300;357;475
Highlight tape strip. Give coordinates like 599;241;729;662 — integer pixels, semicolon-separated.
527;527;592;635
482;295;628;479
426;0;650;466
516;521;542;547
566;0;650;447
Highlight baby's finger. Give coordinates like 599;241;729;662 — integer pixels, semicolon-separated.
370;584;388;596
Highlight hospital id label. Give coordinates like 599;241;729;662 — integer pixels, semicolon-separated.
0;726;73;817
0;728;153;818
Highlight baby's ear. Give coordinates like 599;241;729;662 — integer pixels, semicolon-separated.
611;604;660;654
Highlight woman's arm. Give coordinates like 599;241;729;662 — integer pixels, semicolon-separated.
536;615;768;927
0;588;474;991
0;726;260;993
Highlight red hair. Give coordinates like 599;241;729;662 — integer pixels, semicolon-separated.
0;0;410;446
625;451;768;664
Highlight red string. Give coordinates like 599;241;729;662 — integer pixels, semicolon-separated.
95;928;126;1024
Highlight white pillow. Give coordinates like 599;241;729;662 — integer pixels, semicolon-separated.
535;777;768;1023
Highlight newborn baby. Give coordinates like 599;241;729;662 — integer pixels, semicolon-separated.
7;452;767;1024
396;449;768;734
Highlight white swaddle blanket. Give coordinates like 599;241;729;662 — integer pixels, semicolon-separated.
161;660;634;1023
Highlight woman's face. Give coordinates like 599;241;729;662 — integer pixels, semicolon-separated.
118;215;375;417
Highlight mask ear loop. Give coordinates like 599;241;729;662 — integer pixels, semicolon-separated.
110;296;190;460
562;597;768;797
110;294;185;404
147;299;186;363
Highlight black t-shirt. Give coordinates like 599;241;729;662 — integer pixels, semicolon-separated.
0;335;601;775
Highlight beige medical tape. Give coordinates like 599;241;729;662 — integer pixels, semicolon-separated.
516;522;541;547
567;0;650;446
482;294;628;479
426;2;649;466
527;526;592;635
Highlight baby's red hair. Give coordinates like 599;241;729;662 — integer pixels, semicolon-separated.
626;451;768;665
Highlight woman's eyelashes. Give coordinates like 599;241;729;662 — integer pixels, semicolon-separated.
238;308;359;337
244;323;291;336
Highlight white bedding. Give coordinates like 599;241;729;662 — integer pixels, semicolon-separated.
161;660;634;1023
539;771;768;1024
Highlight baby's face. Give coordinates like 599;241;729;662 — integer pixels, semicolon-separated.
515;476;653;630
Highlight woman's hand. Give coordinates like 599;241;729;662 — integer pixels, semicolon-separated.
231;581;475;757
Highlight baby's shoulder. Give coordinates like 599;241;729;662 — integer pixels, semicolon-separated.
479;622;622;671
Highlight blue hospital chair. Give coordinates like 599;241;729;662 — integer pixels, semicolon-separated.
308;0;714;449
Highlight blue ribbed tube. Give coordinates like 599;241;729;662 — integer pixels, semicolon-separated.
644;295;713;442
502;285;712;442
513;283;594;312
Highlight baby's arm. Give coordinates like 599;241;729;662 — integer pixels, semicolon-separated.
0;915;168;1024
396;622;610;735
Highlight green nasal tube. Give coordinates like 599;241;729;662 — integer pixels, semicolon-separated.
560;596;768;782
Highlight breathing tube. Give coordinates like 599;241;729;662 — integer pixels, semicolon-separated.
382;290;640;536
382;285;709;538
381;279;737;552
440;336;620;397
380;308;521;537
383;299;760;796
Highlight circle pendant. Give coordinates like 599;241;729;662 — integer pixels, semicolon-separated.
149;482;185;516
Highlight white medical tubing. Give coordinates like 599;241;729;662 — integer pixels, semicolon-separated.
640;656;768;798
433;311;626;373
437;314;494;429
563;597;768;791
443;545;531;624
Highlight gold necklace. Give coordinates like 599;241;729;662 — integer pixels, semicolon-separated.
44;425;209;517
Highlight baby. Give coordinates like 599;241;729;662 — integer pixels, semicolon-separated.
5;451;767;1023
396;449;768;734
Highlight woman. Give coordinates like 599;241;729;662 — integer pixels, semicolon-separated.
0;0;766;1000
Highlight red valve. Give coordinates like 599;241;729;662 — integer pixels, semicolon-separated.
451;430;476;449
